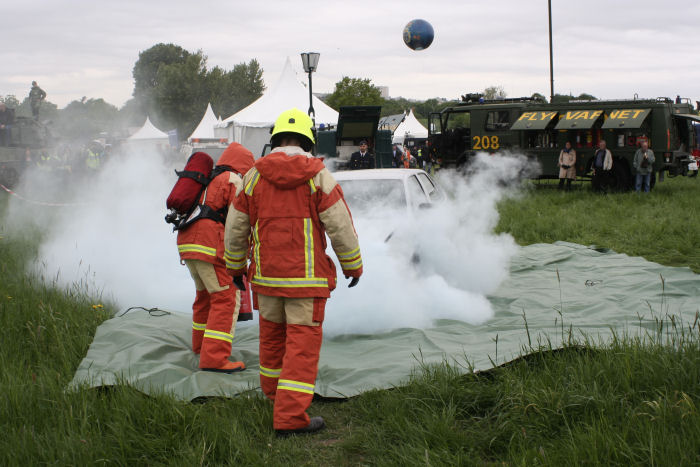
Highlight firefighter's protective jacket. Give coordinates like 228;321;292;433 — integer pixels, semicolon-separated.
224;146;362;298
177;143;255;265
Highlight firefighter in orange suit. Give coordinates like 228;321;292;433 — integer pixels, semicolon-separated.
224;108;362;436
177;142;255;373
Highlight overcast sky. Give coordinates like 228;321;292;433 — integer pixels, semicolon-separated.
3;0;699;111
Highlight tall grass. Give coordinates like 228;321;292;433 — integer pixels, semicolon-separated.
496;176;700;272
1;177;700;465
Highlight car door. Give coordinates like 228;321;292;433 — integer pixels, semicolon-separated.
416;172;444;203
405;174;430;211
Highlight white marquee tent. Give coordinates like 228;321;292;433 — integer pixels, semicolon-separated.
392;109;429;144
126;116;170;152
188;103;220;141
222;57;339;157
128;116;169;142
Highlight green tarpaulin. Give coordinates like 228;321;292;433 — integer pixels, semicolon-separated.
70;242;700;401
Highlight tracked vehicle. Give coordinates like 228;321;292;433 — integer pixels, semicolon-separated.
0;116;52;188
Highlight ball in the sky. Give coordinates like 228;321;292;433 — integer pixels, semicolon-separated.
403;19;434;51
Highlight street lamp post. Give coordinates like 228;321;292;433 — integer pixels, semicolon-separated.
300;52;320;128
548;0;554;102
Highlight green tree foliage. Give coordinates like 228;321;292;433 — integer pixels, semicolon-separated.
325;77;382;110
551;93;597;104
483;85;507;100
380;97;454;129
131;43;265;139
14;96;59;121
54;98;119;141
151;52;209;137
132;43;192;108
116;98;147;135
207;59;265;120
1;95;21;109
531;92;547;103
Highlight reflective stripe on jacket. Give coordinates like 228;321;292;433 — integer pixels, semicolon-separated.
225;147;362;298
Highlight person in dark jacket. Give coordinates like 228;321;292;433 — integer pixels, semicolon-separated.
591;140;613;193
349;140;375;170
29;81;47;120
391;144;403;168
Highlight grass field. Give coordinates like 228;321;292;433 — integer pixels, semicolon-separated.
496;176;700;273
1;176;699;465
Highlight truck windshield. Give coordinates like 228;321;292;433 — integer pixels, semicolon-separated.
446;111;470;130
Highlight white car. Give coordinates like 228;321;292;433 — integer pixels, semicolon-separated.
332;168;444;214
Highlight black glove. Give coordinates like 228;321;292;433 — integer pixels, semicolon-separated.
346;276;359;288
233;276;246;291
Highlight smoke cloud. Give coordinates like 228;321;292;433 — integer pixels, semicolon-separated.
7;150;534;337
324;153;532;335
7;148;194;310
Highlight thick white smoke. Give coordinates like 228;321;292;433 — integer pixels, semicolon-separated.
8;149;533;336
324;153;531;335
7;149;194;310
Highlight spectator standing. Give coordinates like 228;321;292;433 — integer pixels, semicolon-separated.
591;140;613;192
391;144;403;168
632;141;655;193
558;141;576;191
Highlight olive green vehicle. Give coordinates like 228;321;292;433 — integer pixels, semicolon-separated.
0;116;52;188
428;94;699;190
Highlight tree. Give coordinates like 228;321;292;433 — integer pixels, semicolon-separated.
132;43;191;106
531;92;547;103
130;43;265;139
152;52;209;137
1;95;21;109
208;59;265;119
325;77;382;110
55;98;119;141
14;96;59;121
551;92;597;104
483;86;507;100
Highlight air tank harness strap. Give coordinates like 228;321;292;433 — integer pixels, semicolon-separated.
195;204;227;224
175;169;211;186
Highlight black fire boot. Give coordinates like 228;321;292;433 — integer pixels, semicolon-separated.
275;417;326;438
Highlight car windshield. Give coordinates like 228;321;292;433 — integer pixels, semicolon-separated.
337;179;406;213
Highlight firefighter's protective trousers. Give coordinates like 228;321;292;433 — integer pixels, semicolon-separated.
257;294;325;430
186;259;240;369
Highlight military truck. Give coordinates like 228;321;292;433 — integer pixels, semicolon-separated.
428;94;699;190
0;116;52;188
316;106;393;169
